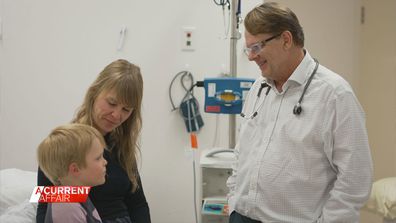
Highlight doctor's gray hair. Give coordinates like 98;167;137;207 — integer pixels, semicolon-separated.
245;2;304;47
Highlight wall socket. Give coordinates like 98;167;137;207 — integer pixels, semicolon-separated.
181;27;195;51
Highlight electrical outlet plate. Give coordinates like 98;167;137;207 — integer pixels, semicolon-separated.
181;26;195;51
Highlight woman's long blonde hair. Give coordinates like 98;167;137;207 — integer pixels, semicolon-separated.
72;59;143;191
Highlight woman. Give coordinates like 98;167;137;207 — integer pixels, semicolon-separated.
36;59;151;223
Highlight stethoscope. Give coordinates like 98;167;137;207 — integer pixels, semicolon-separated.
241;58;319;119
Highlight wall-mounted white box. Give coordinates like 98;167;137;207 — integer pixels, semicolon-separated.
181;26;195;51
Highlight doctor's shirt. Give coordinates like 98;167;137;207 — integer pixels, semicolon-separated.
226;52;373;223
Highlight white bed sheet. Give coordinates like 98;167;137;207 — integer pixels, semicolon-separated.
0;168;37;222
364;177;396;221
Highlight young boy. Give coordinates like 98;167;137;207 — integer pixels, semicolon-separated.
37;123;107;223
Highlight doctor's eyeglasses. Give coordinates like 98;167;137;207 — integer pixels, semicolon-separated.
243;33;282;57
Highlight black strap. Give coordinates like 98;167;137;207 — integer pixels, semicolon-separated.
80;201;102;223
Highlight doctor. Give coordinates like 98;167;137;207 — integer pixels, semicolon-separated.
226;2;373;223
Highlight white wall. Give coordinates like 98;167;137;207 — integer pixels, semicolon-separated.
0;0;362;222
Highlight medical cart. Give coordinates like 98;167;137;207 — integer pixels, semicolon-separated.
200;148;236;223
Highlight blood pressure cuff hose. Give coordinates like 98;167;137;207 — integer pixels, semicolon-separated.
180;97;204;133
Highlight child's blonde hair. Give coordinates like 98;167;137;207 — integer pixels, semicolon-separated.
37;123;106;185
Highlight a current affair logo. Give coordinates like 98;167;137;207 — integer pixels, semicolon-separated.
30;186;91;203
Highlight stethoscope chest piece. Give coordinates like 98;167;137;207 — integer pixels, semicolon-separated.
293;103;302;115
292;58;319;116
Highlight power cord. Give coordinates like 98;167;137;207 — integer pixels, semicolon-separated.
169;71;194;111
169;71;204;133
169;71;203;223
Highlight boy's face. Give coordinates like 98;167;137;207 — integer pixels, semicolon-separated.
78;137;107;186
